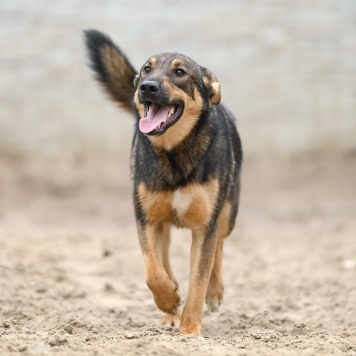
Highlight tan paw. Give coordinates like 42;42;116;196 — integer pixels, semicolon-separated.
180;323;201;336
180;315;201;336
160;312;181;328
205;297;221;312
205;283;223;312
148;277;181;314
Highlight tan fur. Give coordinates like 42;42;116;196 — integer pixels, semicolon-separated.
139;221;180;322
181;228;217;335
176;179;219;229
170;59;188;72
205;202;232;310
138;179;220;334
160;312;181;327
100;46;134;112
85;31;242;337
133;78;204;150
171;58;181;67
160;223;178;288
133;90;145;120
148;57;157;67
138;183;172;223
217;201;232;238
147;86;204;150
202;70;221;104
141;224;180;314
206;238;224;311
138;179;219;228
210;82;221;104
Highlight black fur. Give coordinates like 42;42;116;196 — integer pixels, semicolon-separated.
84;29;137;109
84;30;243;334
84;28;243;245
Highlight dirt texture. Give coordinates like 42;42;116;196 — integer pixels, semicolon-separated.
0;152;355;355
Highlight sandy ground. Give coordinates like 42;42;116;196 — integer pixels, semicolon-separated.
0;152;355;355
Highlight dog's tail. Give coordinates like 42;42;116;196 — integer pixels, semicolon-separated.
84;29;137;114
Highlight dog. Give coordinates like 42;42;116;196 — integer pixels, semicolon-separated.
84;30;243;336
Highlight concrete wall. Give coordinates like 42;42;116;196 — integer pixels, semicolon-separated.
0;0;355;157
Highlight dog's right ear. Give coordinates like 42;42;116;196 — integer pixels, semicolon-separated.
84;29;138;113
201;67;221;105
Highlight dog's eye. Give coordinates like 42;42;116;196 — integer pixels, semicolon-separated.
174;68;186;77
143;66;151;74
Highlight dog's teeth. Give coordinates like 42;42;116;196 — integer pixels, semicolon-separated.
144;103;150;117
168;106;175;117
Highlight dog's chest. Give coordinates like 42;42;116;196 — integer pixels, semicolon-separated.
138;180;219;229
172;190;193;218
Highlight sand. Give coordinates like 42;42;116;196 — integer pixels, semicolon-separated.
0;152;355;355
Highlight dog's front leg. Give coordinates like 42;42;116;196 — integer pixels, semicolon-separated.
180;228;217;336
138;223;181;314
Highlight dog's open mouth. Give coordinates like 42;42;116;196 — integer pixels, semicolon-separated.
139;102;183;135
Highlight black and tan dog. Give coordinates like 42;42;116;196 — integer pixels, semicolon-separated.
84;30;243;336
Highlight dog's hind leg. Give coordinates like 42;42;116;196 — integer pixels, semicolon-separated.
206;199;237;312
205;237;224;312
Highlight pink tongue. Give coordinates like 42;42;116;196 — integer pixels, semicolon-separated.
139;104;170;134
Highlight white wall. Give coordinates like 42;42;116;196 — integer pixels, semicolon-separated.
0;0;355;157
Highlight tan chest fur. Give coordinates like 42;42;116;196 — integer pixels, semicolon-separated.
138;179;219;229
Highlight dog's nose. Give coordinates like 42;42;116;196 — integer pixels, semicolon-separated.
139;81;160;96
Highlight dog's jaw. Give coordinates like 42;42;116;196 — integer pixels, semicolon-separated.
139;102;184;136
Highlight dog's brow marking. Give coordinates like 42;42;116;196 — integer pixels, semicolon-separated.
149;57;157;66
172;189;192;217
172;59;182;67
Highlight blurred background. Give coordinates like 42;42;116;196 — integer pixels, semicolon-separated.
1;0;355;157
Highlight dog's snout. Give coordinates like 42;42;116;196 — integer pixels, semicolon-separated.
139;81;160;96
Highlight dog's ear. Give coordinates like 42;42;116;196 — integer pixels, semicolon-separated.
84;29;137;113
201;67;221;105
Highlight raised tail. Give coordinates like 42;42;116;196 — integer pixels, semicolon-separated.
84;29;137;114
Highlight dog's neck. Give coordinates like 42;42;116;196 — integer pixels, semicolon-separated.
135;113;214;190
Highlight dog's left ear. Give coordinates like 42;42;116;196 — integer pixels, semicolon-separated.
202;68;221;105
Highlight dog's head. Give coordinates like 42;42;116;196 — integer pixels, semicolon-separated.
133;53;221;146
84;30;221;149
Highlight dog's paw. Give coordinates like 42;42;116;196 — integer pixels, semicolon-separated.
160;312;181;328
148;277;181;314
154;288;180;314
205;283;223;312
205;296;221;312
180;315;201;336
